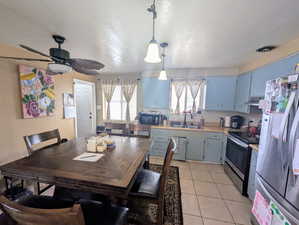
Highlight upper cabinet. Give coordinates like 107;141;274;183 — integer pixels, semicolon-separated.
205;76;237;111
250;53;299;97
234;72;251;113
142;77;170;109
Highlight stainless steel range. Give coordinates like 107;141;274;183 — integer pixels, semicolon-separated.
224;131;259;196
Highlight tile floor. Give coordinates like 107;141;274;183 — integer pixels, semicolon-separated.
151;156;253;225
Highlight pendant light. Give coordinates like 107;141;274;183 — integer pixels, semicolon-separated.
159;42;168;80
144;0;161;63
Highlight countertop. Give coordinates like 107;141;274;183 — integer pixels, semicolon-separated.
151;125;240;134
249;144;259;152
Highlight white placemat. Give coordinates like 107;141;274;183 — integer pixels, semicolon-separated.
73;152;104;162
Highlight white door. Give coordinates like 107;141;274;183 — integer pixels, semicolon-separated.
74;79;96;138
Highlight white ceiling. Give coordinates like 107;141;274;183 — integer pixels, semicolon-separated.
0;0;299;75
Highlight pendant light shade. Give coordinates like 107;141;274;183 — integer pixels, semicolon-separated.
159;69;167;80
159;42;168;80
144;39;161;63
144;0;161;63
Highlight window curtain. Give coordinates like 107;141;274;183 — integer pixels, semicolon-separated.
188;80;204;112
121;80;137;121
101;80;117;120
173;81;185;114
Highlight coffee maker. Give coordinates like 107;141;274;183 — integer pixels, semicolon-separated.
230;115;244;129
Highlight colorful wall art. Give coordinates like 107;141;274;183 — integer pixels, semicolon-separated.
19;65;55;118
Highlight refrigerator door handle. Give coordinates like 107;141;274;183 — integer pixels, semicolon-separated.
279;91;296;142
289;107;299;182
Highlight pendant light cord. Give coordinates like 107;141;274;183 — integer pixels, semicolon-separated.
162;47;165;70
151;0;157;40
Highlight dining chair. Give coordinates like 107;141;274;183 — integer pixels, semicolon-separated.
129;137;177;225
0;195;128;225
23;129;66;195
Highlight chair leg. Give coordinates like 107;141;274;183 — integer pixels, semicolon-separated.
157;201;164;225
4;177;10;191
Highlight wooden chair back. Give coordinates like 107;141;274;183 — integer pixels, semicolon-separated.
0;196;85;225
159;137;177;197
24;129;62;155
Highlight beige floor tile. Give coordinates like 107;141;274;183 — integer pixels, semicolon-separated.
190;162;210;172
171;160;190;169
181;179;196;194
192;170;213;182
211;172;233;185
206;164;225;173
217;184;249;203
179;167;193;180
181;193;201;216
225;200;252;225
194;181;221;198
198;196;234;223
184;214;204;225
203;218;235;225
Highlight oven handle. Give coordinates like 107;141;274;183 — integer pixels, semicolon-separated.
228;135;249;148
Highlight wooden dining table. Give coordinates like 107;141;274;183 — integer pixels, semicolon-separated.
0;136;150;198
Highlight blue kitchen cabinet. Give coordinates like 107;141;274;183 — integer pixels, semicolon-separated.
234;72;251;113
173;136;188;161
248;149;258;200
150;128;188;160
203;133;224;163
186;133;204;161
250;53;299;97
150;128;226;163
142;77;170;109
205;76;237;111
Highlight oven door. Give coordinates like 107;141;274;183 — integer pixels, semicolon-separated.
226;135;251;180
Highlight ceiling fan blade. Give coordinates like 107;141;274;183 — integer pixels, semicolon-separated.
19;44;52;58
0;56;52;62
72;66;100;76
68;58;104;70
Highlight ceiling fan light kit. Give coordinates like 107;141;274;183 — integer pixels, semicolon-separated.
47;63;72;74
144;0;161;63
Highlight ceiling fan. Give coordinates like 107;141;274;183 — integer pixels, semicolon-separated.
0;35;104;75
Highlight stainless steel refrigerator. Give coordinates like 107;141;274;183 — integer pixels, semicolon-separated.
252;75;299;225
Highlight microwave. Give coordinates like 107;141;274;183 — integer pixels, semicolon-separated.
138;112;166;125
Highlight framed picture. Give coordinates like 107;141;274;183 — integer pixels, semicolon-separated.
19;65;55;118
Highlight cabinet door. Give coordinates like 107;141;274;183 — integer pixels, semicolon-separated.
149;136;169;157
248;150;258;200
205;76;237;111
186;133;204;161
173;136;187;161
234;72;251;113
203;135;223;163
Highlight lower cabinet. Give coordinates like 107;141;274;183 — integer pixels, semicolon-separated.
248;150;258;200
203;133;224;163
186;133;204;161
150;128;225;163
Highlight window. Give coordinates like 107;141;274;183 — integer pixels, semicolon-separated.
171;81;206;113
102;85;137;121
